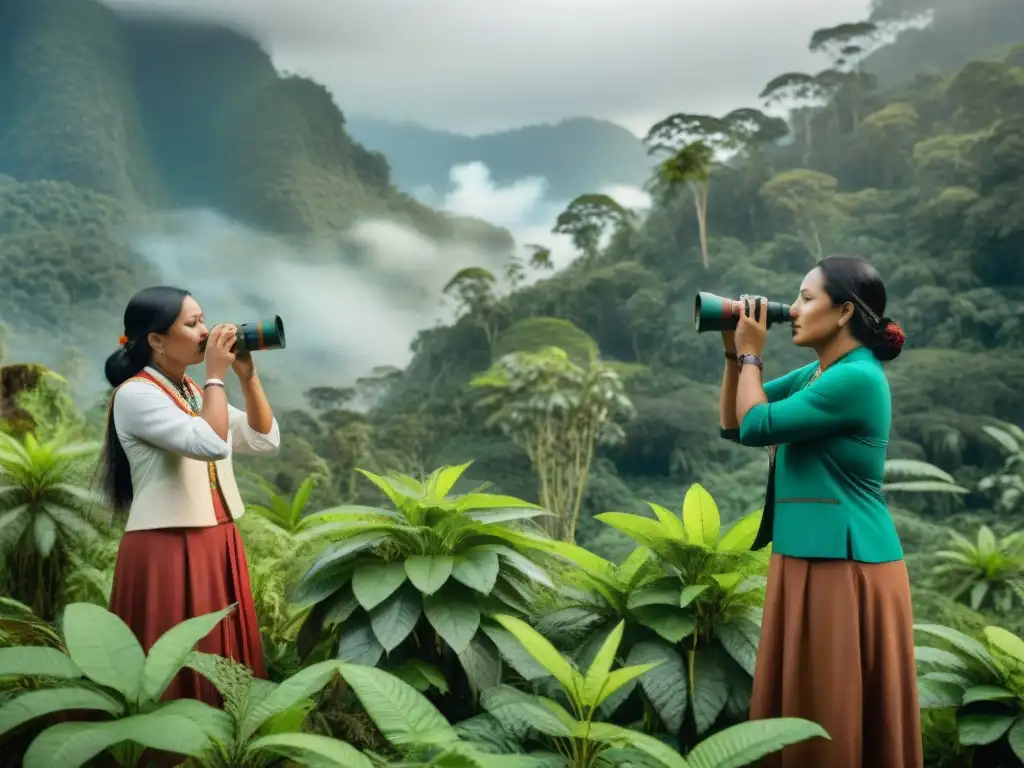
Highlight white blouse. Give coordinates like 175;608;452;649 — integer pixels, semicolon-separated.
112;367;280;530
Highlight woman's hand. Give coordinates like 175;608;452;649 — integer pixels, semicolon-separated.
232;348;256;381
735;295;769;356
203;324;236;379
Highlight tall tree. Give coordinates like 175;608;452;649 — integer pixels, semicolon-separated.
644;113;730;268
442;266;504;357
809;21;881;127
470;347;634;542
759;72;830;164
760;169;844;261
552;193;630;263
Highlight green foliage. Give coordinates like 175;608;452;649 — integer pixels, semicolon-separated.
291;463;560;716
0;430;104;619
916;621;1024;764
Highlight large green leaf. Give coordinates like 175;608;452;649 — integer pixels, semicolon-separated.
915;624;1002;677
324;587;361;627
582;622;624;708
157;698;234;745
714;612;761;677
481;625;551;681
33;512;57;557
239;660;342;742
22;713;210;768
455;493;542;512
594;512;665;549
458;633;503;696
300;533;389;586
424;593;480;654
0;687;123;734
370;585;423;652
352;560;409;610
717;511;763;552
141;605;235;703
479;684;574;738
1008;719;1024;762
690;647;730;735
452;548;501;594
917;677;966;709
628;641;688;733
247;731;374;767
958;713;1017;745
632;605;695;644
685;717;829;768
984;626;1024;666
493;615;579;699
682;483;720;546
340;663;459;746
0;646;83;679
62;603;145;702
336;617;384;667
406;555;455;595
483;545;554;589
586;722;688;768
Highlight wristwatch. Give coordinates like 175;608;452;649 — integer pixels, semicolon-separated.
737;353;763;370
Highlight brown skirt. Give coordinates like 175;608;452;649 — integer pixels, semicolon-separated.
108;520;266;705
749;554;923;768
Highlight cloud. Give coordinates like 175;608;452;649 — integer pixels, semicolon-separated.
100;0;874;135
433;162;653;274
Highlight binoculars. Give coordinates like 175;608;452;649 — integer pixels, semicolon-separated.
694;292;792;333
200;316;286;353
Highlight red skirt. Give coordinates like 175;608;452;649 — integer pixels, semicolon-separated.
108;492;265;705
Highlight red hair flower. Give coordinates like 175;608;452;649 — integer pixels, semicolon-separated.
882;320;906;351
118;334;129;347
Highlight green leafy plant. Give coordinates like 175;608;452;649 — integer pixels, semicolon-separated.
978;423;1024;515
292;462;560;716
460;613;827;767
916;622;1024;765
0;431;104;619
182;651;372;767
932;525;1024;613
577;484;768;742
0;602;234;766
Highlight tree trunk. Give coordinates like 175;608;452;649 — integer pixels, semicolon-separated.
691;182;710;269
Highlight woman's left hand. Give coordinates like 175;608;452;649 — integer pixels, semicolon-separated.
735;294;769;356
225;326;256;380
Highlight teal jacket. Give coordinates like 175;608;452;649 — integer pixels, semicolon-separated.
722;346;904;563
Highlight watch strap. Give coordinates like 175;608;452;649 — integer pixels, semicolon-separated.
737;353;763;370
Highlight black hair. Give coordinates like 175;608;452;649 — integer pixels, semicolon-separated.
816;255;905;362
100;286;191;510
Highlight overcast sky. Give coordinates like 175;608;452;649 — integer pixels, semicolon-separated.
103;0;872;136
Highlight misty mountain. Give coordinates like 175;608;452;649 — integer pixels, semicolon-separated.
0;0;516;399
346;116;653;202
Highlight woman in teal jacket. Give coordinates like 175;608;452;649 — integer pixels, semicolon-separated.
720;256;922;768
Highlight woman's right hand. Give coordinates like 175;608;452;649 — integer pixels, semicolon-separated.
204;324;236;378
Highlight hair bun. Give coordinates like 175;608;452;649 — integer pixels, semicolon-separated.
872;318;906;361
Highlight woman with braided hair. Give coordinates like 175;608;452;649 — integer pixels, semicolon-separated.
717;256;921;767
100;286;280;707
